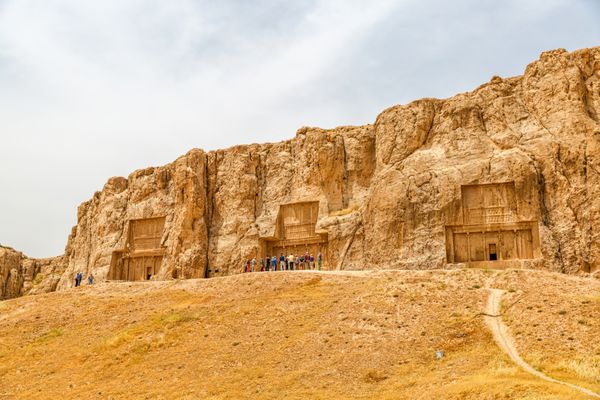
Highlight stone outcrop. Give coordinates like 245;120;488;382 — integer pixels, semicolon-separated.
0;246;64;299
3;46;600;297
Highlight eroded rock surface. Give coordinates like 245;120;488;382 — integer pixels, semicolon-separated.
0;246;64;299
3;46;600;297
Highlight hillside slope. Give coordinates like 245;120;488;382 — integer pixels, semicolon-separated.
0;269;598;399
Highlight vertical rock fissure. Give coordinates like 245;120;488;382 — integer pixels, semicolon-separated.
204;154;211;278
341;135;350;210
337;222;361;271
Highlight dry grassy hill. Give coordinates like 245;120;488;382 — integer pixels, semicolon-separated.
0;269;598;399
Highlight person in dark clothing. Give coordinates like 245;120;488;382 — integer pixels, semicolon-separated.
74;272;82;287
279;254;285;271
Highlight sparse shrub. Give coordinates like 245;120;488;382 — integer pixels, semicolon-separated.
155;311;198;328
32;328;63;345
105;330;132;348
32;273;44;286
558;359;600;382
364;370;388;383
329;205;359;217
304;276;322;286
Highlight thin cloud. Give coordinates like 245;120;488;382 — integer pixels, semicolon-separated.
0;0;598;257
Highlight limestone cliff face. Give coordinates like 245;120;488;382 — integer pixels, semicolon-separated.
52;124;375;288
55;150;209;289
363;47;600;274
0;246;64;299
4;46;600;297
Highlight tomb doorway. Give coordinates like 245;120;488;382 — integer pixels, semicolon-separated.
109;217;166;281
445;182;541;266
261;201;330;269
489;243;497;261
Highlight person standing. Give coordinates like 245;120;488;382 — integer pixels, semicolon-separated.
251;257;257;273
271;255;277;271
318;252;322;271
310;254;315;270
88;273;94;285
260;257;265;272
279;254;285;271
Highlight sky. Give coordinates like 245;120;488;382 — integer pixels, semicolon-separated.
1;0;599;258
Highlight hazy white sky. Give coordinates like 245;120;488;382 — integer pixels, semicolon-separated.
1;0;599;257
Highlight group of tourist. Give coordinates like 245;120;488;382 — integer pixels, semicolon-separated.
74;272;94;287
243;252;323;273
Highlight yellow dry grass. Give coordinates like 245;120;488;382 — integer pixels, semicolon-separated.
497;269;600;395
0;269;598;399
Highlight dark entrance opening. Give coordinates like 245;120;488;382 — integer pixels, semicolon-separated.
108;217;166;281
489;244;497;261
262;201;329;270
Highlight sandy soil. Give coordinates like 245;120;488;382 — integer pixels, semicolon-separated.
0;268;598;399
485;288;600;398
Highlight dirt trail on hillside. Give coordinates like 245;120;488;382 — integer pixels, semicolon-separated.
485;289;600;398
296;269;372;277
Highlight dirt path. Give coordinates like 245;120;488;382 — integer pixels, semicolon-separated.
485;289;600;398
294;269;372;277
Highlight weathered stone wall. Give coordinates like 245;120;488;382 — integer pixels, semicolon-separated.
0;246;64;299
4;46;600;297
0;246;23;299
55;149;209;290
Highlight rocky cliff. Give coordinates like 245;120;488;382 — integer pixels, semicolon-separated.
2;46;600;298
0;246;64;299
